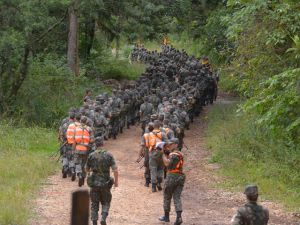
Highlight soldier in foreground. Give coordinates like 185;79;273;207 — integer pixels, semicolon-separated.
158;138;185;225
86;137;119;225
231;185;269;225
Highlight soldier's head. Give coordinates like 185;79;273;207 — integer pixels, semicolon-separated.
244;185;259;202
143;96;149;102
150;114;158;121
80;116;88;125
153;120;160;129
69;111;76;120
75;113;82;122
95;136;104;147
163;119;170;126
178;101;184;108
148;122;154;132
95;105;102;112
165;138;179;151
172;99;178;106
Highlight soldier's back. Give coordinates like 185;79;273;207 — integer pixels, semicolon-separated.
232;202;269;225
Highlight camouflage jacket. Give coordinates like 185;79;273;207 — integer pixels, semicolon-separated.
86;148;117;187
231;202;269;225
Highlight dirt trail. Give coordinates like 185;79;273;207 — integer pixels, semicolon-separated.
30;97;298;225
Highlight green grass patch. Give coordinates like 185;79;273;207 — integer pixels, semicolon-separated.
205;100;300;211
0;121;58;224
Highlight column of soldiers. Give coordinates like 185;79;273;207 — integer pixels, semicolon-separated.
57;44;221;225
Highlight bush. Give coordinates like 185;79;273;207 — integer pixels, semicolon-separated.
206;101;300;210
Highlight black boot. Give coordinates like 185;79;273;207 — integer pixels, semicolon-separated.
92;221;97;225
78;173;84;187
157;178;162;191
70;168;76;181
145;178;150;187
174;211;183;225
100;212;108;225
159;211;170;222
62;167;67;178
152;183;157;192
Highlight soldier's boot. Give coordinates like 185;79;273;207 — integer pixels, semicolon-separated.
113;134;117;140
62;166;68;178
92;221;97;225
120;127;123;133
174;211;182;225
100;212;108;225
152;183;157;193
159;211;170;222
144;178;150;187
157;178;162;191
78;173;84;187
70;168;76;181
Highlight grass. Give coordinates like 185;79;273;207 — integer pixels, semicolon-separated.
205;100;300;212
0;121;58;225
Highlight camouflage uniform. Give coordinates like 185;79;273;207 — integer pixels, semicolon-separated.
231;202;269;225
231;185;269;225
86;148;117;224
139;100;154;134
163;151;185;213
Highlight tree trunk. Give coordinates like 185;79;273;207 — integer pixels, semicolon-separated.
67;1;79;76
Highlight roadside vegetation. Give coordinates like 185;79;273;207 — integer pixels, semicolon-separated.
205;101;300;211
0;121;58;224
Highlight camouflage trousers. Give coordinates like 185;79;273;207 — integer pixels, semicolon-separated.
164;174;185;212
62;145;75;171
144;148;150;179
90;187;112;221
74;152;88;178
149;151;164;184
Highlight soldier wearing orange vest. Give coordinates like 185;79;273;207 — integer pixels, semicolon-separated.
61;111;80;181
73;116;94;187
140;122;154;187
145;120;167;192
158;138;185;225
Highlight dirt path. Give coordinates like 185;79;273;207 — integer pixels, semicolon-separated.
30;97;298;225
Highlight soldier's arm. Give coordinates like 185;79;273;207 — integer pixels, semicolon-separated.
110;155;119;188
162;153;171;167
231;209;243;225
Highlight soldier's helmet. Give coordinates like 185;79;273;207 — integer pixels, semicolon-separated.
80;116;88;125
244;185;258;197
143;96;149;102
151;114;158;120
172;99;178;105
148;122;154;129
95;105;102;112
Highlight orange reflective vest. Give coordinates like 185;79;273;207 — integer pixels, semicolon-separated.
143;133;150;148
74;125;91;151
66;122;80;144
148;130;162;151
168;152;184;174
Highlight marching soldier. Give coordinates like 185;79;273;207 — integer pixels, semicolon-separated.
86;136;119;225
158;138;185;225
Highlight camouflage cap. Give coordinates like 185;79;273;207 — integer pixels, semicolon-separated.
244;185;258;196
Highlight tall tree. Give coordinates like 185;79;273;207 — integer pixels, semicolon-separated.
67;0;80;76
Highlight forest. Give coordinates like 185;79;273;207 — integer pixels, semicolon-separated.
0;0;299;224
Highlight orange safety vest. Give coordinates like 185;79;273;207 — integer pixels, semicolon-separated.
66;122;80;144
74;125;91;151
143;133;150;148
168;152;184;174
148;130;162;151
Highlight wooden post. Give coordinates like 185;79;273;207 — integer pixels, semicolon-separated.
71;190;89;225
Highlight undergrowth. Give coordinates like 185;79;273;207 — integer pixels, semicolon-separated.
205;100;300;211
0;121;58;225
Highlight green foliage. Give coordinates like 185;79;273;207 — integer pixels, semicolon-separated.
14;54;110;127
0;121;58;224
243;69;300;143
206;101;300;210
